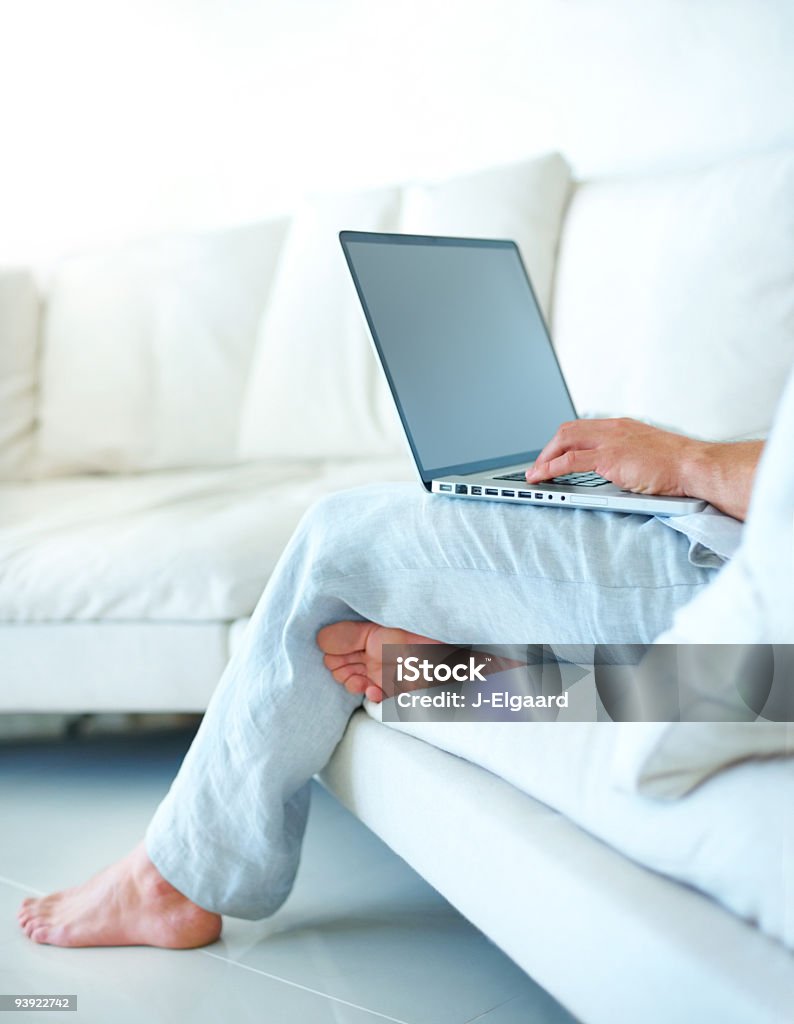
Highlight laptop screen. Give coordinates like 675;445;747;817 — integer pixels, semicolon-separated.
340;233;577;481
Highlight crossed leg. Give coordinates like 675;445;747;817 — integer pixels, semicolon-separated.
18;483;715;947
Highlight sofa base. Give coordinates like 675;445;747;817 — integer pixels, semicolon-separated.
322;712;794;1024
0;622;229;712
6;627;792;1022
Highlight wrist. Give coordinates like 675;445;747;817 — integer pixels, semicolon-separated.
678;438;761;520
678;438;718;501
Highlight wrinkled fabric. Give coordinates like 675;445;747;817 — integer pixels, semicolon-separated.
146;490;714;917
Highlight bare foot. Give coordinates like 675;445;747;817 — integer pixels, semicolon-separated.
316;621;443;702
17;841;222;948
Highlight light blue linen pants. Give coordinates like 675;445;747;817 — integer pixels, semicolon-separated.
146;486;717;918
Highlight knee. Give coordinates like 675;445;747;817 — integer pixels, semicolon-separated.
295;487;366;553
299;482;420;542
301;485;372;525
293;482;425;575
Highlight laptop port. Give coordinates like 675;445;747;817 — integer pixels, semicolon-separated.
471;486;482;495
439;483;452;492
455;484;468;495
485;488;498;496
518;491;532;498
501;489;515;497
534;493;543;499
547;494;553;500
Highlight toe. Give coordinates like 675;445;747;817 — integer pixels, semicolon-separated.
30;925;51;945
317;621;374;655
365;684;386;703
344;674;371;695
332;663;369;685
323;651;364;671
18;898;38;922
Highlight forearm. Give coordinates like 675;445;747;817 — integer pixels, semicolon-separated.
678;440;763;521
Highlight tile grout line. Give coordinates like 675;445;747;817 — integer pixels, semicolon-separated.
199;949;413;1024
2;875;413;1024
461;993;520;1024
0;874;44;897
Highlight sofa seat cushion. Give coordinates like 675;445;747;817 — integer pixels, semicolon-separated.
0;457;414;622
369;710;794;952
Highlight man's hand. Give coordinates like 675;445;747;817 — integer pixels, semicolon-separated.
525;418;763;521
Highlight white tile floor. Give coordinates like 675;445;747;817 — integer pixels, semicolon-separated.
0;727;577;1024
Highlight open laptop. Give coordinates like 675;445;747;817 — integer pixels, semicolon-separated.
339;231;705;516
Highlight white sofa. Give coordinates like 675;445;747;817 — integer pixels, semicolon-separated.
3;145;794;713
3;8;794;1018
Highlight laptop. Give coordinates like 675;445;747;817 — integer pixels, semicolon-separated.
339;231;705;517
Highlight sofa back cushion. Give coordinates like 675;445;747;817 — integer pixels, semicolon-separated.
551;149;794;440
36;219;288;474
0;270;38;480
237;187;403;461
400;153;570;320
238;154;572;460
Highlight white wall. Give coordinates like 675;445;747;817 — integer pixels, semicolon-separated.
2;0;792;264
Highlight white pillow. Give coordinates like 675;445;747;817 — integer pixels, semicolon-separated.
659;364;794;646
238;154;572;460
612;367;794;798
552;149;794;440
400;152;571;318
36;219;288;474
612;720;794;800
237;187;403;461
0;270;38;480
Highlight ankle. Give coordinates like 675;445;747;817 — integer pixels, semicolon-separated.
131;844;183;902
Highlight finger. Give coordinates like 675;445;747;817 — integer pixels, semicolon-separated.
526;448;601;482
532;420;617;468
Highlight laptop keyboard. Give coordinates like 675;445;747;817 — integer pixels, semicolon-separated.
494;470;609;487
